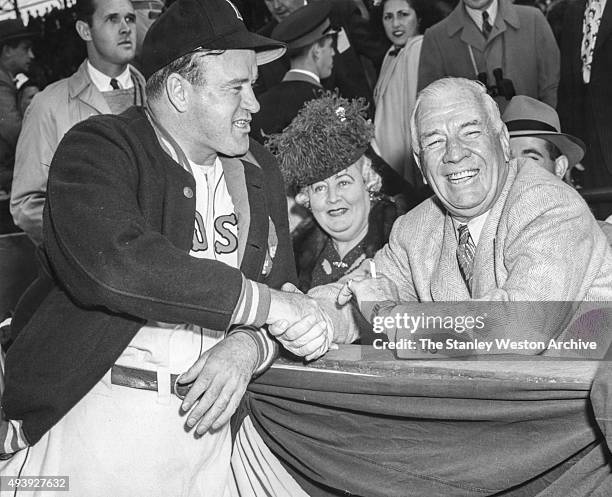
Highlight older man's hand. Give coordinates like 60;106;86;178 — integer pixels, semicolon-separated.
267;283;334;360
337;274;399;319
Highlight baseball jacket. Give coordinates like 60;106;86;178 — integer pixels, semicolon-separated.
10;60;146;244
2;107;296;445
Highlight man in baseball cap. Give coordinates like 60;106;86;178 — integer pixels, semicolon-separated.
502;95;585;179
1;0;337;493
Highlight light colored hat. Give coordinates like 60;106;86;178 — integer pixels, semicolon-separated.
502;95;585;167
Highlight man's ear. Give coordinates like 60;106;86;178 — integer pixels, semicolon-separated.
75;20;92;42
310;43;320;62
166;73;189;113
554;155;569;179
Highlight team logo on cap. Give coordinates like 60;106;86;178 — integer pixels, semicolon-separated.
224;0;243;21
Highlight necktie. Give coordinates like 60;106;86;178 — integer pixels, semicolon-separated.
482;11;493;39
456;224;476;294
581;0;607;83
110;78;121;90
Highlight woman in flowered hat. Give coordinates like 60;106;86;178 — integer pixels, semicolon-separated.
267;92;403;292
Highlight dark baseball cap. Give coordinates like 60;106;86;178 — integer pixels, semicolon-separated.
141;0;286;80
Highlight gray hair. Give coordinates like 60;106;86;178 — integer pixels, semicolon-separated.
409;77;505;157
145;49;225;101
294;155;382;207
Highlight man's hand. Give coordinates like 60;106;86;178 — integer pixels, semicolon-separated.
337;274;399;311
177;332;258;436
266;283;333;360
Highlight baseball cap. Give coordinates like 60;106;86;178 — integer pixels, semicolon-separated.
141;0;286;80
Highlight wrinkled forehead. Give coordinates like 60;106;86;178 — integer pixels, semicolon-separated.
417;90;489;132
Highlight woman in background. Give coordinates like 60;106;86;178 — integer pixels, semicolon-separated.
268;92;402;293
373;0;424;187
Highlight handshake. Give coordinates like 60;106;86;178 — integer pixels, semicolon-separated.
265;261;399;362
265;282;336;361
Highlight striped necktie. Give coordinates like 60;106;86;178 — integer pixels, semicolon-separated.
456;224;476;294
482;11;493;39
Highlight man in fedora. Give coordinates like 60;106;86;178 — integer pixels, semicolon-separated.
502;95;585;181
502;94;612;243
0;19;34;194
0;0;336;494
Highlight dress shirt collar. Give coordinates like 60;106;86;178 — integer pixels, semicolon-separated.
86;60;133;92
464;0;498;31
453;210;490;246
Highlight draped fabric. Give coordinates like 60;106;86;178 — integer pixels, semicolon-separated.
243;346;612;497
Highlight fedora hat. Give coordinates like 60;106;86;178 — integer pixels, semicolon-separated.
0;19;33;45
502;95;585;167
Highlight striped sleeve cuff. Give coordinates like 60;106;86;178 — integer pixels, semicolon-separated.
227;326;279;376
231;276;271;328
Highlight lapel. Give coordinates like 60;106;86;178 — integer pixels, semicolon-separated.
595;1;612;52
67;61;111;115
471;160;517;298
449;0;519;53
431;213;471;301
446;4;488;53
487;0;519;44
239;159;268;281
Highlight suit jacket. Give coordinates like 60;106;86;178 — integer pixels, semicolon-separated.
10;60;146;244
558;0;612;182
250;71;322;144
313;159;612;353
418;0;560;110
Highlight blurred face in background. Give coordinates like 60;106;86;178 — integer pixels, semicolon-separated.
3;39;34;75
313;35;335;80
382;0;419;48
264;0;307;22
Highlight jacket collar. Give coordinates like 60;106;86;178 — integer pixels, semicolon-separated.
67;60;144;114
446;0;520;52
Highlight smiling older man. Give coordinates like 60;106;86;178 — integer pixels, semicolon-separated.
310;77;612;353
